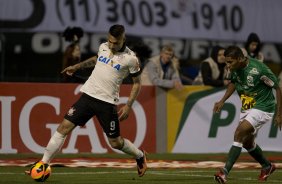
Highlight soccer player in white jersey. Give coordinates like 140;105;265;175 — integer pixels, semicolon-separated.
26;24;147;177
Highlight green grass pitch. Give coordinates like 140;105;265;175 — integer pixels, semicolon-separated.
1;167;282;184
0;153;281;184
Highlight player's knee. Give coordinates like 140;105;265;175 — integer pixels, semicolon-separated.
234;130;245;142
57;119;75;135
243;143;252;150
109;138;123;150
243;140;255;150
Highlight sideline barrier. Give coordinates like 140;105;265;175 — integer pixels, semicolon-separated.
0;83;281;153
0;83;156;153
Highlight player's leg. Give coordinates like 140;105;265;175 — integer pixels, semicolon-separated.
25;119;75;175
42;94;96;164
214;119;254;183
244;135;271;168
107;136;147;177
25;93;96;175
243;109;276;181
38;93;95;163
226;120;254;172
96;102;147;176
42;119;76;163
95;101;144;158
245;139;276;181
107;136;144;158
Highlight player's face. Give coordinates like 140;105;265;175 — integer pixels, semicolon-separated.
225;57;242;71
160;50;174;64
217;49;225;64
108;33;125;53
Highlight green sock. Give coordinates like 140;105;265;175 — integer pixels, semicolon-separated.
248;144;271;168
224;144;242;174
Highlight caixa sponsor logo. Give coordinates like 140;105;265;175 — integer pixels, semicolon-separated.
98;56;121;71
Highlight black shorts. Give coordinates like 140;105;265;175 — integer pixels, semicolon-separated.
64;93;120;138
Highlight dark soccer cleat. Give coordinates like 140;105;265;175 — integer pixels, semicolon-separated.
136;150;147;177
258;163;276;181
214;168;227;184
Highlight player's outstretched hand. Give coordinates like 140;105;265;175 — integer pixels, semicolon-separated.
61;64;80;76
118;105;131;121
274;114;282;131
213;101;224;113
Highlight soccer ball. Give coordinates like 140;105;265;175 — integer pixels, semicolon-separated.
30;161;51;182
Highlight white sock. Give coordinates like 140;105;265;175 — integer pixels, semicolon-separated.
121;138;143;159
42;131;66;164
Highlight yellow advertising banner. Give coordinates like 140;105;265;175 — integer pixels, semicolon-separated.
166;86;212;151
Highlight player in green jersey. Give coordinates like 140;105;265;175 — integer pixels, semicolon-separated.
213;46;282;184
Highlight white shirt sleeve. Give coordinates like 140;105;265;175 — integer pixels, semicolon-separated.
128;56;140;74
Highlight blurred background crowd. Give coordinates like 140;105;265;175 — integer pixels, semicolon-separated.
0;0;282;89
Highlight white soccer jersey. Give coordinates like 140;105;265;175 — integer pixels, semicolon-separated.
80;42;140;104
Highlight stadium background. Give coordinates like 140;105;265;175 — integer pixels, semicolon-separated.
1;0;282;154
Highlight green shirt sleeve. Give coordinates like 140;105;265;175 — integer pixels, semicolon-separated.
259;63;279;88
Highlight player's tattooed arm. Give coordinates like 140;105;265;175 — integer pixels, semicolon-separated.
78;56;97;69
118;75;141;121
61;56;97;76
127;75;141;107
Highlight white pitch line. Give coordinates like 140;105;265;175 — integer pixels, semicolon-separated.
1;171;282;183
177;170;282;173
1;170;282;175
151;171;282;183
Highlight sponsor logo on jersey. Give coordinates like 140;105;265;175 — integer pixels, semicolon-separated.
98;56;121;71
247;75;254;86
240;94;256;110
249;68;259;75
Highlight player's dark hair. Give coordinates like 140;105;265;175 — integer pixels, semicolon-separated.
109;24;125;38
224;46;244;59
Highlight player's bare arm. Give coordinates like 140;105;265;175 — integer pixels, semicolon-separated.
213;83;236;113
79;56;98;68
274;87;282;130
61;56;97;76
118;75;141;121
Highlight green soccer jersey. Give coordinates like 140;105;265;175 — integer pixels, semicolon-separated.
230;58;279;113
